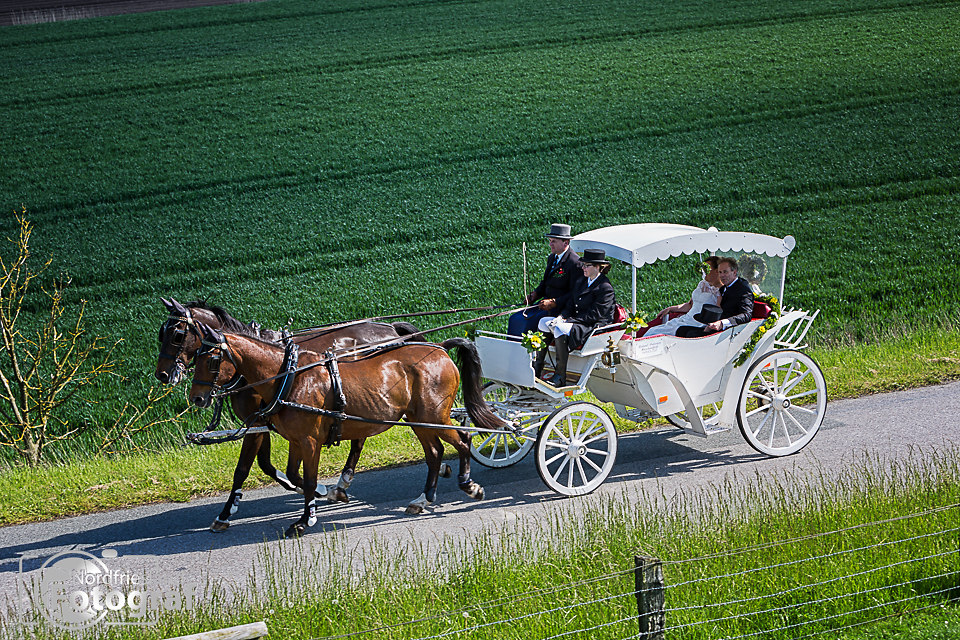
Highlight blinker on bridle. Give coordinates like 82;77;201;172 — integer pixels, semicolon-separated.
158;308;199;374
194;332;236;390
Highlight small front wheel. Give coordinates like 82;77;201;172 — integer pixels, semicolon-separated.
737;350;827;456
535;402;617;496
468;382;538;468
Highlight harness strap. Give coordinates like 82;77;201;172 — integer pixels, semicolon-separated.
242;341;300;428
273;399;517;434
324;352;347;447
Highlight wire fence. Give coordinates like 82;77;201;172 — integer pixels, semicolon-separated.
314;503;959;640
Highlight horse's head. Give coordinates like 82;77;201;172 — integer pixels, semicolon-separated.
156;297;204;385
188;322;238;408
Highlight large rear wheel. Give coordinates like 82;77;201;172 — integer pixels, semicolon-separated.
737;350;827;456
535;402;617;496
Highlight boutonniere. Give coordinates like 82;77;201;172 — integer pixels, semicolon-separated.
553;268;564;277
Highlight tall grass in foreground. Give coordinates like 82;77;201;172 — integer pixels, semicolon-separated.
7;448;957;639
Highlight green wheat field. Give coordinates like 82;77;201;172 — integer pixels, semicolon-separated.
1;0;959;460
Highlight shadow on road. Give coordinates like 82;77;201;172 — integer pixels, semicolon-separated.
1;424;764;573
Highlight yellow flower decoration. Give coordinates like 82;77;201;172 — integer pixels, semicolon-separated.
621;312;648;333
521;330;546;353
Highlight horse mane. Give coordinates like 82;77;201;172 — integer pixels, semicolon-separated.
183;299;262;337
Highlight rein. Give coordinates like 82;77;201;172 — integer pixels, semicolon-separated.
290;305;516;335
213;304;531;399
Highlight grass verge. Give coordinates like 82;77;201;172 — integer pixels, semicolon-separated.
0;327;958;525
4;439;957;639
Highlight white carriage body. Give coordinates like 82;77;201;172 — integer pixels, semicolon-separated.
476;223;819;438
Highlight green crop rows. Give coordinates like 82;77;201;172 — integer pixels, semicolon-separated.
1;0;959;459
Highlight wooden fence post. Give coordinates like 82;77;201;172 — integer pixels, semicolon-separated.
163;621;268;640
635;555;665;640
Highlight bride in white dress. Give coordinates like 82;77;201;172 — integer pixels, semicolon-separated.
646;257;722;337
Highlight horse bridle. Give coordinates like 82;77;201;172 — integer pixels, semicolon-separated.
194;329;238;390
158;308;201;379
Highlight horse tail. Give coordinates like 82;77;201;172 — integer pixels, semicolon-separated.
392;321;426;342
440;337;505;432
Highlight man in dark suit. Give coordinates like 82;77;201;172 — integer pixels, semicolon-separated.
703;257;754;333
507;223;585;335
537;248;617;386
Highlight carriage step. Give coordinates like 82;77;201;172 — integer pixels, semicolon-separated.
613;404;657;423
682;425;732;438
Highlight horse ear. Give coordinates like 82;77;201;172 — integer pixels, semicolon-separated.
161;297;173;311
170;298;188;314
196;321;213;340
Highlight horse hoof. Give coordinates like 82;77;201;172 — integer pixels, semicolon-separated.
295;487;305;495
284;523;306;538
472;486;485;501
405;504;424;515
439;463;453;478
332;488;350;504
210;520;230;533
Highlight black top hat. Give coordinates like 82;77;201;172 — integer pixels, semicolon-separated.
580;248;610;265
545;223;573;240
693;304;722;324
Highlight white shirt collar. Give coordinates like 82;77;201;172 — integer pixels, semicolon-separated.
586;275;598;287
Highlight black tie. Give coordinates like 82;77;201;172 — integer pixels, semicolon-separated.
720;285;727;295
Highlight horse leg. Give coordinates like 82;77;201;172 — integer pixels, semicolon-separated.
285;435;321;538
284;439;330;500
406;431;443;515
253;432;300;493
330;438;366;503
210;433;263;532
440;428;485;501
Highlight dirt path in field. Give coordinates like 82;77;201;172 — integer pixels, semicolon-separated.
0;0;265;26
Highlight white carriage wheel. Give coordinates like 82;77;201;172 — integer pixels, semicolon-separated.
468;382;538;468
737;349;827;457
535;401;618;496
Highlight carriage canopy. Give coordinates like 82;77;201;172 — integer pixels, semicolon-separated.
569;223;795;268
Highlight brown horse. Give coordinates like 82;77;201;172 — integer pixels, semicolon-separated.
188;323;504;537
155;298;426;531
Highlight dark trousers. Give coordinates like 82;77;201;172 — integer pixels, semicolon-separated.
507;308;551;336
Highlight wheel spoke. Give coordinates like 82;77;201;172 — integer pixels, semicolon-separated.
476;433;496;451
745;404;770;419
751;409;773;438
760;373;781;398
788;388;819;402
566;456;575;488
499;435;513;460
779;413;794;447
578;419;604;441
766;413;780;448
782;408;810;434
544;450;566;466
574;458;589;487
582;453;605;472
783;368;811;395
789;404;818;415
551;456;571;483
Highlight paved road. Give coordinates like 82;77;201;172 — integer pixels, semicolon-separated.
2;381;957;624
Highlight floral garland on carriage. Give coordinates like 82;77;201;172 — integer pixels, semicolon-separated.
733;292;782;367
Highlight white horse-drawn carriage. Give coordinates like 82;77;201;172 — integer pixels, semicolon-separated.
463;223;827;496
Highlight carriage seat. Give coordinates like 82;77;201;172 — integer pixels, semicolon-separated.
752;300;772;320
631;300;771;339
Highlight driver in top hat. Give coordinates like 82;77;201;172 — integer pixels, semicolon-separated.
507;223;585;336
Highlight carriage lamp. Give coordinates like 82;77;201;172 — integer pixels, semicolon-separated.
601;337;621;381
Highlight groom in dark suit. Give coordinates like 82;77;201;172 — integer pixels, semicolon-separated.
704;256;755;333
507;223;584;335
